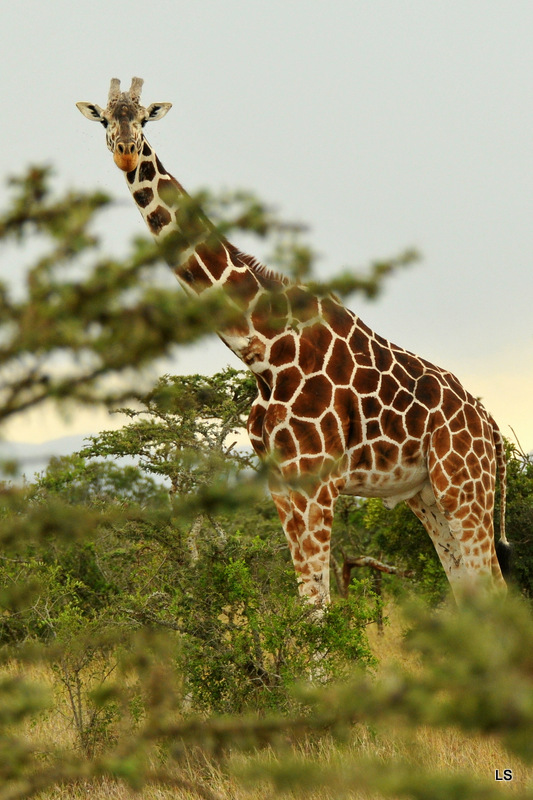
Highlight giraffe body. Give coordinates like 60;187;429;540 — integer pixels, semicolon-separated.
77;79;509;605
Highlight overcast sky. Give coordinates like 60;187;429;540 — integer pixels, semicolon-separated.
2;1;532;451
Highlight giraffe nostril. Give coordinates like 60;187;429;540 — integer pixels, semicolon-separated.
116;142;136;155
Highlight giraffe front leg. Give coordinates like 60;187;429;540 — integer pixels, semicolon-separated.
270;483;337;608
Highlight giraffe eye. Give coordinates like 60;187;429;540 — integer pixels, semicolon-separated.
100;118;108;129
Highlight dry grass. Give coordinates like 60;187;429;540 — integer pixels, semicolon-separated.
6;608;533;799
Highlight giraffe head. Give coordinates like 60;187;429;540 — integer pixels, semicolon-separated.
76;77;172;172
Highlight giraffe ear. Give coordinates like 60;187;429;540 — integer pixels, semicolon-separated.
76;102;107;124
144;102;172;122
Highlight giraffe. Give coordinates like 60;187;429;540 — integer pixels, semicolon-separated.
77;77;510;606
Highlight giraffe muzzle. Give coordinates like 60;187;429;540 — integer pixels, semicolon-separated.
114;141;139;172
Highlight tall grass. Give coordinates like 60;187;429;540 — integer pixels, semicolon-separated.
4;605;529;799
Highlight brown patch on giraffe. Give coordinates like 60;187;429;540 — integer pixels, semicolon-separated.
402;439;422;466
349;321;374;366
155;155;168;175
480;455;491;473
158;178;181;207
471;501;484;521
371;340;394;372
147;205;172;235
262;370;274;393
320;412;344;455
380;407;407;443
354;367;380;396
325;338;354;384
464;403;484;438
472;437;486;457
453;429;474;453
299;324;333;375
298;454;325;476
138;159;156;182
264;402;289;430
445;373;468;400
195;243;228;281
449;409;467;433
416;373;443;409
379;374;399;406
366;419;382;440
482;471;494;490
391;362;412;387
273;366;302;402
404;403;427;439
291;418;323;455
441;387;463;418
253;292;288;338
374;441;400;472
362;395;381;419
397;351;425;379
224;267;260;309
460;480;475;504
133;187;154;208
269;334;296;366
247;408;266;456
315;528;330;544
176;256;211;289
320;297;354;338
431;466;450;494
274;427;298;460
298;336;320;375
292;494;308;513
441;449;465;480
292;375;333;417
395;389;414;413
302;534;321;556
316;484;332;506
286;286;319;322
351;444;374;471
333;387;361;447
465;452;483;479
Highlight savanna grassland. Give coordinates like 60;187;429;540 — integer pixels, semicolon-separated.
4;603;533;800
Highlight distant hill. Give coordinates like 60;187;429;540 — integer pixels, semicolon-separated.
0;434;92;482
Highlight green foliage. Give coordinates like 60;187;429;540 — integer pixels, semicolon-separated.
170;534;376;714
80;368;257;495
332;495;449;605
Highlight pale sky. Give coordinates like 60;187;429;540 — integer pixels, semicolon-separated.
1;1;532;452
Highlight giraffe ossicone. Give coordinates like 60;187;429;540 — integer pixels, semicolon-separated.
77;78;510;606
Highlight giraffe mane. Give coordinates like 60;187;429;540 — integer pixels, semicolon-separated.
233;249;290;289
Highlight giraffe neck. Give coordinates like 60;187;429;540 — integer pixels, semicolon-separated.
124;138;289;374
125;139;211;269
